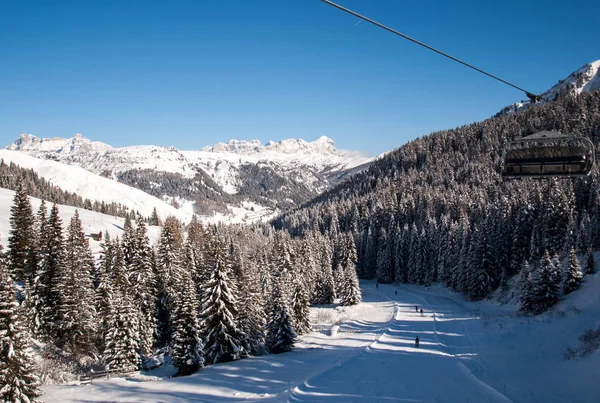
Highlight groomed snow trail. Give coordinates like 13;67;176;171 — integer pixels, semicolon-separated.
290;283;512;403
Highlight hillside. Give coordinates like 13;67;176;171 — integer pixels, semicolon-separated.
0;149;193;223
0;187;163;253
498;60;600;115
274;85;600;308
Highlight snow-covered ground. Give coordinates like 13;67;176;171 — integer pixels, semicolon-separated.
0;188;163;254
0;150;193;223
42;278;599;402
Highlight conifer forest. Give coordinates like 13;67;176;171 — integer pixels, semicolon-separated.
2;91;600;402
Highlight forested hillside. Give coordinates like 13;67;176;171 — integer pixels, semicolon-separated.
274;91;600;311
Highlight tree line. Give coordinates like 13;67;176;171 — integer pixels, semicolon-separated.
0;184;362;401
274;91;600;314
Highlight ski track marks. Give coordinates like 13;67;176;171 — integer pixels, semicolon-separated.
289;283;512;403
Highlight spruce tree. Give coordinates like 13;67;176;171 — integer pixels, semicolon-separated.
0;254;42;403
563;246;583;295
129;218;157;356
584;248;595;275
519;259;535;313
38;203;64;341
104;291;140;372
55;211;97;356
200;239;245;364
236;256;266;356
531;251;561;314
266;274;296;354
171;272;204;376
291;280;311;335
7;182;35;282
339;234;362;306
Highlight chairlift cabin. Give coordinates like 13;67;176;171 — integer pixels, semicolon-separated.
502;131;595;178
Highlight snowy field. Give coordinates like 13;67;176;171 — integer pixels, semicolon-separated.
0;188;163;254
43;279;599;403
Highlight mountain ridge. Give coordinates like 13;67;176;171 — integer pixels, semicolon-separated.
4;133;372;222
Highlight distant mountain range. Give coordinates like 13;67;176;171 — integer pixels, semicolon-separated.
5;134;373;223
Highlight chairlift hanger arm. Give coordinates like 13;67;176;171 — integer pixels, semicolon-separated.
321;0;542;103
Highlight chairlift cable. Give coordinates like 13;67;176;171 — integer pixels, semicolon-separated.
321;0;543;103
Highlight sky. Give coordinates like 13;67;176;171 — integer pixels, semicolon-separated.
1;0;599;156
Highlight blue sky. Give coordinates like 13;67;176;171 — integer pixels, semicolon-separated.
1;0;598;156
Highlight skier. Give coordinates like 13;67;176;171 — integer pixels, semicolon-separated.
415;305;418;312
395;290;397;295
415;336;420;348
420;308;424;316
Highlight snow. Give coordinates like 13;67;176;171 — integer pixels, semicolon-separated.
198;201;278;226
0;150;193;223
5;134;373;195
0;188;163;254
41;279;599;402
498;59;600;116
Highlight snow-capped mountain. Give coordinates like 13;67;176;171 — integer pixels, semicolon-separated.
5;134;372;221
498;59;600;115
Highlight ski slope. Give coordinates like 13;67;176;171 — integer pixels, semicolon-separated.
0;188;163;254
43;280;600;402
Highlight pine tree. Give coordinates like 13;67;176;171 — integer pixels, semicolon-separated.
236;256;266;356
376;228;393;283
584;248;595;275
27;201;48;337
104;290;140;372
291;280;311;335
200;239;245;364
55;211;97;356
7;182;35;282
266;273;296;354
339;234;362;306
563;246;583;295
0;252;42;403
38;203;64;341
129;218;157;356
171;273;204;376
518;259;535;313
531;251;562;314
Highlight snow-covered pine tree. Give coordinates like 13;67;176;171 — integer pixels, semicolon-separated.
0;251;42;403
171;272;204;376
149;207;162;226
518;259;535;313
121;216;136;268
266;273;296;354
7;182;35;282
95;237;115;351
155;217;184;347
104;290;140;372
339;233;361;306
563;246;583;295
236;256;266;356
312;236;335;304
376;227;393;284
38;203;64;341
290;279;311;335
129;217;157;356
55;211;97;356
26;201;48;338
584;248;595;275
577;211;592;254
531;250;562;314
201;239;245;364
